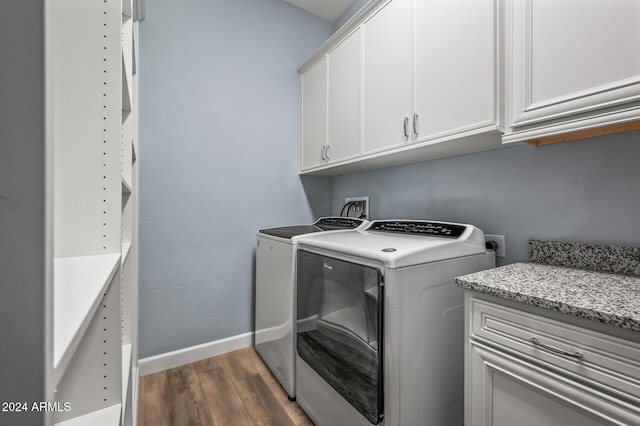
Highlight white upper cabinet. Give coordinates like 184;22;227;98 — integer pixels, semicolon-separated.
301;57;327;170
414;0;497;142
328;28;363;163
298;0;502;175
301;28;364;171
299;0;640;174
364;0;503;155
362;0;413;154
503;0;640;143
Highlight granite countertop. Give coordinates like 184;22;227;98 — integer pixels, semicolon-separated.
455;240;640;332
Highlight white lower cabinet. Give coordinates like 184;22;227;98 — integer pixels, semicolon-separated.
465;294;640;426
469;342;640;426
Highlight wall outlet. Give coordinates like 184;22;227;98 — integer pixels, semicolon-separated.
484;234;506;258
345;196;370;219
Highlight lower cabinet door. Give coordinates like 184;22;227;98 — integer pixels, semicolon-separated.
468;341;640;426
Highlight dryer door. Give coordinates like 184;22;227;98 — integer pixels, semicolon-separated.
296;250;383;425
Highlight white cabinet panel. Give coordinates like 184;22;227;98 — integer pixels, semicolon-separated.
530;0;640;104
414;0;496;142
328;28;362;163
298;0;502;175
301;58;327;170
465;294;640;426
491;372;602;426
469;342;637;426
469;297;640;401
362;0;413;154
505;0;640;142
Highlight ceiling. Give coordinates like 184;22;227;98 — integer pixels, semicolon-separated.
283;0;356;23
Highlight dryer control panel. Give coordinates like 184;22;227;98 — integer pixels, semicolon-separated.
367;220;466;238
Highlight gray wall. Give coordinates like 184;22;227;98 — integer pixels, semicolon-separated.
0;2;47;424
330;131;640;265
138;0;332;357
138;0;640;361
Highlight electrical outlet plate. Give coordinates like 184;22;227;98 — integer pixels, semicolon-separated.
484;234;505;258
345;196;369;219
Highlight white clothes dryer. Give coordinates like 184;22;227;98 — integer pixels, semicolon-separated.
255;217;369;399
295;220;495;425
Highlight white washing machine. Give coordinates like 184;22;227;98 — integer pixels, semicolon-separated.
295;220;495;425
255;217;369;399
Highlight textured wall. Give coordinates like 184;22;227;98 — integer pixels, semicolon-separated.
330;131;640;266
138;0;332;358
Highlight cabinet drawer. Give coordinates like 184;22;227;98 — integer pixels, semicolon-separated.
469;297;640;404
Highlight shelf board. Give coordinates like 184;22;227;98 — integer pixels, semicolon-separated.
121;176;132;194
55;403;122;426
122;344;132;418
121;18;133;113
122;0;132;22
122;109;131;123
53;254;121;385
122;242;132;264
132;32;137;76
121;61;132;113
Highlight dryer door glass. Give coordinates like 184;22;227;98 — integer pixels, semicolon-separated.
296;250;383;425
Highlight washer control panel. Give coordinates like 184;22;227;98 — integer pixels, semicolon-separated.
367;220;466;238
314;217;365;231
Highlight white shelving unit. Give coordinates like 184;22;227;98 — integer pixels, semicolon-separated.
43;0;140;424
55;405;123;426
53;254;122;385
122;242;133;264
120;1;139;424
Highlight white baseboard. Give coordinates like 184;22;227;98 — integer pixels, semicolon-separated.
139;332;254;376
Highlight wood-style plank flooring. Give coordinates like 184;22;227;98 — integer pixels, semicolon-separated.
138;347;314;426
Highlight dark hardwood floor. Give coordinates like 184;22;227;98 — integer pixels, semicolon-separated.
137;347;314;425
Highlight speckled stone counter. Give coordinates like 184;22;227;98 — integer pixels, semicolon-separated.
529;240;640;276
455;240;640;332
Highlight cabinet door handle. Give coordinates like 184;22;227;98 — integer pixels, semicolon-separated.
403;117;409;138
413;113;419;138
325;145;330;161
528;338;583;360
321;145;326;161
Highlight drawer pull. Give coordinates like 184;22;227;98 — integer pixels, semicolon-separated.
528;338;583;360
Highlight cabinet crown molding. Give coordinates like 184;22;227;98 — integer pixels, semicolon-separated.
298;0;387;74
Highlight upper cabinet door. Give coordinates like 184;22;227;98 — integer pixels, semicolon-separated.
413;0;497;142
328;28;362;163
362;0;413;154
505;0;640;142
301;57;327;170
